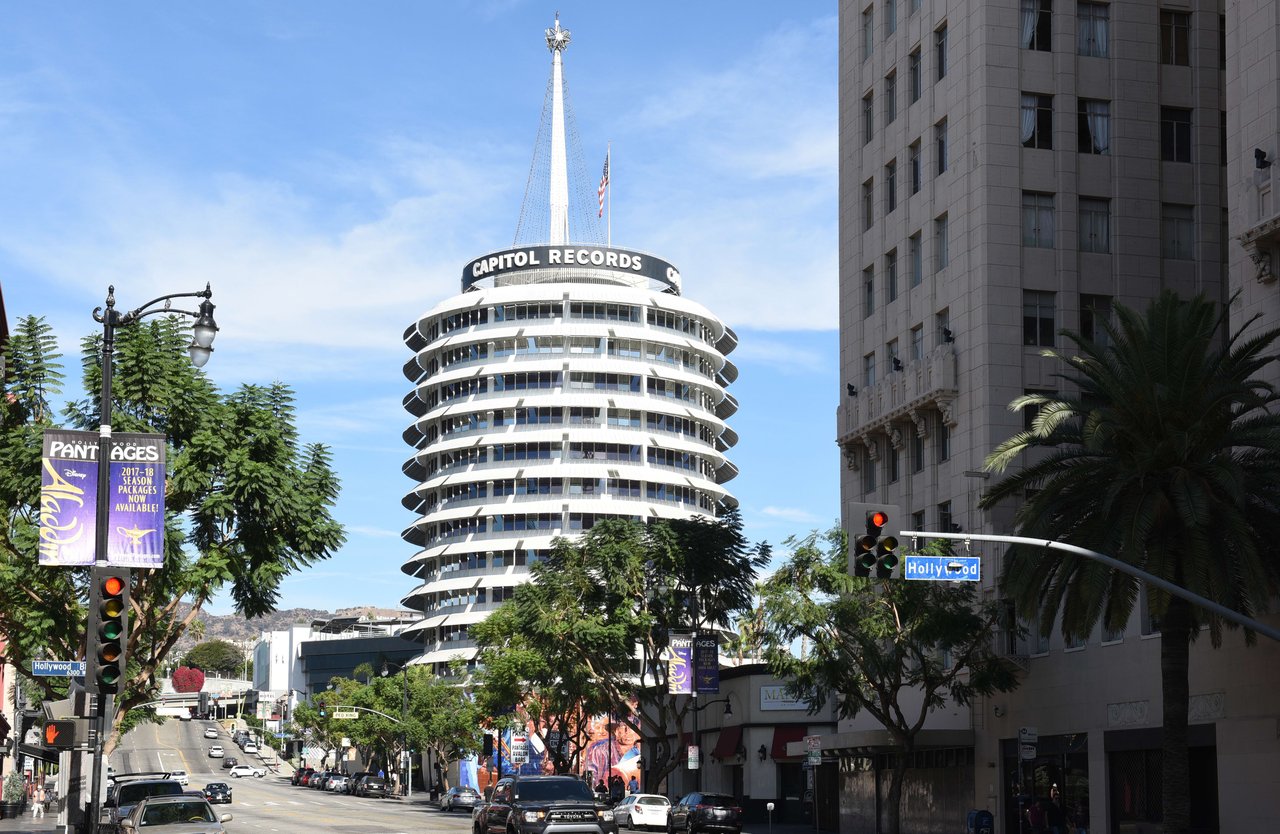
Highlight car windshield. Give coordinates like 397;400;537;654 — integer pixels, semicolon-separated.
515;780;595;802
698;794;735;807
142;800;215;825
118;783;184;805
639;797;669;806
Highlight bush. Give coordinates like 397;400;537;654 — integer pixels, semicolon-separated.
3;771;26;804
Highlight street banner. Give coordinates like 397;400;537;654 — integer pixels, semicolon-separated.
668;634;694;694
38;430;99;566
694;633;720;694
39;429;167;567
106;432;167;568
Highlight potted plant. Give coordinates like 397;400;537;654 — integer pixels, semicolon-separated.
1;770;26;818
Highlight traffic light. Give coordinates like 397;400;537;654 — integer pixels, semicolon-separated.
483;733;494;757
847;503;901;579
42;719;78;750
87;566;130;695
317;701;327;718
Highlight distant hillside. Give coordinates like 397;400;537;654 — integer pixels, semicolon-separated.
171;604;333;656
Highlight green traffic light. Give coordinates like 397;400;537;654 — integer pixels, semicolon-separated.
102;622;123;640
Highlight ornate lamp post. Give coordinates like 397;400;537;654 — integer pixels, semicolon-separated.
86;283;217;834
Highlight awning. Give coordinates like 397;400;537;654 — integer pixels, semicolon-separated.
711;725;743;759
771;725;807;760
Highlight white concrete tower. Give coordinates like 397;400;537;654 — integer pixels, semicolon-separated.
399;18;740;673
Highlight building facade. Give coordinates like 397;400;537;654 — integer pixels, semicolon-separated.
398;19;740;673
837;2;1280;833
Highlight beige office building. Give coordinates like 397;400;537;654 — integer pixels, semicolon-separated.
835;1;1280;832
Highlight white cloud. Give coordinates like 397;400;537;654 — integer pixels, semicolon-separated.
345;525;402;540
759;505;825;524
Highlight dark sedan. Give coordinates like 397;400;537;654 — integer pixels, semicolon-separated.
203;782;233;804
667;792;742;834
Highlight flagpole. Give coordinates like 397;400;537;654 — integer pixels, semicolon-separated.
606;141;612;247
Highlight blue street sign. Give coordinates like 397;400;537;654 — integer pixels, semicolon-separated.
903;555;981;582
32;660;87;677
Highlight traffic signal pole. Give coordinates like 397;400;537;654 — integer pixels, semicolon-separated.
900;530;1280;643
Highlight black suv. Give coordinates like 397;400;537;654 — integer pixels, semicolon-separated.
102;773;185;833
479;775;616;834
667;792;742;834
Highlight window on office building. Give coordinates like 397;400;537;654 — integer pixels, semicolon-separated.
909;48;922;103
1022;0;1051;51
864;352;877;388
862;445;877;493
1081;294;1113;348
887;338;900;372
863;6;875;60
886;0;897;35
863;91;874;144
863;179;875;230
1023;290;1056;346
885;71;897;124
938;500;954;533
935;23;948;80
886;250;899;302
936;119;948;174
1022;192;1055;248
909;233;923;286
1021;93;1053;149
1078;198;1110;253
912;431;925;473
937;419;950;461
1077;2;1109;57
1161;107;1191;162
1078;99;1110;154
935;214;949;269
886;160;898;213
936;309;951;347
863;266;875;317
887;442;900;483
909;141;922;194
1161;204;1195;260
909;0;921;13
1160;10;1190;66
910;325;924;360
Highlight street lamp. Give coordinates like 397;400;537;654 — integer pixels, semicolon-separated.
86;283;217;834
382;661;411;798
691;696;732;792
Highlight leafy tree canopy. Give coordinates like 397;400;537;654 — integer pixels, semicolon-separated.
180;640;246;675
757;529;1021;834
0;313;345;748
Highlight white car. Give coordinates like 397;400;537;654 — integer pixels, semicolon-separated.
614;794;670;830
327;775;348;792
204;728;219;739
208;745;224;758
243;742;258;754
171;770;189;786
227;764;265;779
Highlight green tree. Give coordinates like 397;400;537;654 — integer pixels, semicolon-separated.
979;291;1280;834
180;639;245;676
473;511;768;790
757;529;1020;834
0;313;345;749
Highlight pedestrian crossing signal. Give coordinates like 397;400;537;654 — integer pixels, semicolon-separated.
43;720;77;750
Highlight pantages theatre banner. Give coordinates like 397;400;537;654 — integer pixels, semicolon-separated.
38;429;167;568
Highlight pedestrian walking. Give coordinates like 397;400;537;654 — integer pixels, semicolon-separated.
32;783;45;819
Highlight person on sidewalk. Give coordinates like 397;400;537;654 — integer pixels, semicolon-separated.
31;782;45;819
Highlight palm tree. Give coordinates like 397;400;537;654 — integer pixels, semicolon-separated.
978;291;1280;834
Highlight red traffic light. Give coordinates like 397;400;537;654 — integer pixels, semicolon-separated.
103;575;125;596
867;510;889;530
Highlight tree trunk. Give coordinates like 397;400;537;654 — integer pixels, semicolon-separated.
883;749;908;834
1160;596;1191;834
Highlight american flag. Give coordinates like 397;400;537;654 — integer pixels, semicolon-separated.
597;153;610;217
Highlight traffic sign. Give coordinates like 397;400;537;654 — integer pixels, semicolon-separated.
687;745;700;770
1018;727;1038;744
511;735;529;764
331;710;359;719
32;660;87;677
1019;744;1037;761
903;555;981;582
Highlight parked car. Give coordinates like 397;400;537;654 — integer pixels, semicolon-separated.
291;767;314;786
666;793;742;834
203;728;218;739
356;776;388;798
227;765;266;779
344;772;371;795
203;782;232;804
615;795;670;830
443;785;480;812
207;745;223;758
327;775;349;792
118;794;232;833
220;757;239;770
243;742;259;754
311;771;333;789
480;775;615;834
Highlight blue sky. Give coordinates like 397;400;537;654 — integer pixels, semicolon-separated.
1;2;839;615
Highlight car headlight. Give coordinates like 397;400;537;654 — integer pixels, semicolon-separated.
599;810;615;822
523;811;544;823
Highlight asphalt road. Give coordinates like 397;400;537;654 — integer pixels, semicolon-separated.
111;718;475;834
